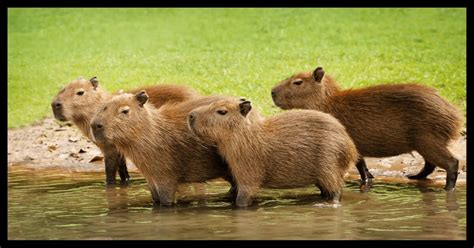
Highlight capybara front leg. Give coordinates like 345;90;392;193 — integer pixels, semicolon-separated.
116;152;131;185
356;158;373;182
104;154;118;186
355;158;373;192
407;161;436;180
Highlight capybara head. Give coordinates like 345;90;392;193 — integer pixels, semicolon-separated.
51;77;106;122
271;67;339;110
91;90;151;145
188;98;253;143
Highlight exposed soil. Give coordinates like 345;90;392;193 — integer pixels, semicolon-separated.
8;117;466;187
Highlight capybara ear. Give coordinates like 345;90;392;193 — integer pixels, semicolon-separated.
136;90;149;107
239;101;252;117
312;67;325;83
90;77;99;89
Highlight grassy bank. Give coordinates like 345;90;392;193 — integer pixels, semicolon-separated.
8;8;466;128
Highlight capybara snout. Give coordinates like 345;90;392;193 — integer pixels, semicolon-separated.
51;100;66;121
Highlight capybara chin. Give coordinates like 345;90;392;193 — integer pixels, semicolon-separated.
271;66;464;191
90;91;234;206
188;98;358;207
51;76;199;185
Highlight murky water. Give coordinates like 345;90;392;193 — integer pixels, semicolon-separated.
8;167;466;240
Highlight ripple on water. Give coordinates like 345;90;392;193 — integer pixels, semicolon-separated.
7;168;467;240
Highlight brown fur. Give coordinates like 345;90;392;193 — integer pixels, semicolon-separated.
51;77;199;184
90;92;234;205
188;98;358;207
271;67;464;190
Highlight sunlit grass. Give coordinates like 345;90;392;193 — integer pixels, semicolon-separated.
8;8;466;128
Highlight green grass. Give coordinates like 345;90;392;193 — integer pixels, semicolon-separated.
8;8;466;128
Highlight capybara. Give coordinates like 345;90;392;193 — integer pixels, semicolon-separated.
187;98;358;207
90;91;235;205
51;77;199;185
271;66;464;191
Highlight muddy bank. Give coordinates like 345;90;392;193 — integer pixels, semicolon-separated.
7;117;467;186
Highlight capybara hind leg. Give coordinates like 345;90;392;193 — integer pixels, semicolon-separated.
157;185;177;206
116;153;131;185
325;189;342;204
417;146;459;191
355;158;374;181
235;186;257;207
150;186;160;205
316;185;329;198
444;158;459;191
407;161;436;180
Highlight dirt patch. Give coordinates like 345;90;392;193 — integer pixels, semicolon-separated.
7;117;466;186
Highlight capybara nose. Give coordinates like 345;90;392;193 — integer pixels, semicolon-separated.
188;112;196;122
92;122;104;130
271;90;276;98
53;101;62;109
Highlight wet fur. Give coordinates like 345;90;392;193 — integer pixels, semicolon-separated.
91;94;234;205
51;78;199;184
189;98;358;207
272;69;464;190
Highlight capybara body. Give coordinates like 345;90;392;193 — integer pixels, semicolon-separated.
188;98;357;207
51;77;199;184
90;92;234;205
271;67;464;190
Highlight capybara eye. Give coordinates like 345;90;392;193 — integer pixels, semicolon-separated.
293;80;303;85
76;91;85;96
122;109;130;114
103;106;107;111
217;110;228;115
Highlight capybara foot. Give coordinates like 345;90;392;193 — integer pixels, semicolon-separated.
444;159;459;191
236;191;253;207
359;180;372;193
356;159;373;182
120;178;131;186
407;162;436;180
105;180;116;187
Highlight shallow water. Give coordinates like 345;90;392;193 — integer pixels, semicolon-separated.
8;167;466;240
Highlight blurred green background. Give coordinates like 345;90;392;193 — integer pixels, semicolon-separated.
8;8;466;128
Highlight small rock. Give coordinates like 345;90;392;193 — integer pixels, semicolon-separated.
47;144;58;152
24;155;34;161
69;137;79;143
69;153;80;158
78;148;87;153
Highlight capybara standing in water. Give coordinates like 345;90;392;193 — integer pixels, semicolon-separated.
187;98;358;207
51;77;199;185
90;91;235;206
271;66;464;191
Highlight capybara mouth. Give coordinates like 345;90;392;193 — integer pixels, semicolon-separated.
92;130;106;143
52;111;67;122
271;98;288;110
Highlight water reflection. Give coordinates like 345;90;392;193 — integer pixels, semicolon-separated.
8;168;466;240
